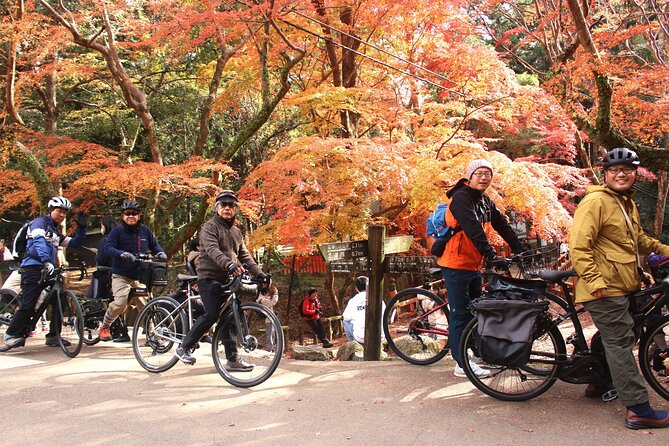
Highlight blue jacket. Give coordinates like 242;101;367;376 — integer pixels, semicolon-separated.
96;236;113;267
106;223;164;280
21;215;86;267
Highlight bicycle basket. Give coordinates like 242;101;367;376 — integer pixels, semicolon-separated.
138;261;168;292
473;298;549;367
517;245;561;278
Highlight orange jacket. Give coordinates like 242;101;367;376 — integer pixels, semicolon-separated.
437;181;525;271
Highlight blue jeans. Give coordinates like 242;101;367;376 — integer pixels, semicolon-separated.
344;319;355;341
442;268;482;366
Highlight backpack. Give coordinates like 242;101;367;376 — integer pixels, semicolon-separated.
11;221;33;261
298;298;308;318
426;202;461;257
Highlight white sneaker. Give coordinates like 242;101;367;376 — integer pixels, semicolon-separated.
454;362;491;378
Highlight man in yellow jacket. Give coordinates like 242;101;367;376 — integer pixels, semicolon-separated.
570;147;669;430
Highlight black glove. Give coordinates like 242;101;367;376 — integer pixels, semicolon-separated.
486;256;508;270
75;211;87;229
228;263;244;276
258;273;271;285
155;252;168;262
120;252;137;262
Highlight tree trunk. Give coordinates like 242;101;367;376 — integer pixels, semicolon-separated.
4;0;25;126
42;69;58;133
654;170;668;239
339;7;361;138
194;52;231;156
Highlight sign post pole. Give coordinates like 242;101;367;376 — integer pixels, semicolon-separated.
364;225;385;360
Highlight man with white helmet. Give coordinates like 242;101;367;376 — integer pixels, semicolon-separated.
0;196;87;352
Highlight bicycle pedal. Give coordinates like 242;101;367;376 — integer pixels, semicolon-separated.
601;389;618;402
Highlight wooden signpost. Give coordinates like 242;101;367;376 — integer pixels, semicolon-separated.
318;227;436;360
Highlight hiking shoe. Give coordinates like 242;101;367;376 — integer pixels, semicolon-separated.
454;362;491;378
175;346;196;365
624;410;669;429
113;334;131;343
45;336;71;347
225;357;254;372
322;339;334;348
99;326;112;342
0;336;25;352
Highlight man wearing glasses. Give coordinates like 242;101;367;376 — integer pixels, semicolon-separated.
99;199;167;342
175;190;269;368
436;159;528;378
0;196;87;352
570;148;669;429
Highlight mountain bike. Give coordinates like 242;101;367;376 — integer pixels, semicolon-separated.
382;246;567;365
132;272;283;388
0;264;86;357
80;254;166;345
459;261;669;402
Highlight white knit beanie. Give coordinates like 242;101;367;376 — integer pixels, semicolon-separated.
466;159;494;180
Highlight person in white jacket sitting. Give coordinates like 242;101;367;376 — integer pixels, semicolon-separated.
342;276;384;344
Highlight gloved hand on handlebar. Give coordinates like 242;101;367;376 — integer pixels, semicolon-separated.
75;211;88;229
155;252;168;262
120;252;137;262
42;261;55;276
228;263;244;276
258;272;271;285
486;256;508;271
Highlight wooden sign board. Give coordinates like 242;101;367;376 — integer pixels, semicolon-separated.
318;240;369;262
383;236;413;254
328;257;369;273
387;256;438;274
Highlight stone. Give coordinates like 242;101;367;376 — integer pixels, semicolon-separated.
292;344;335;361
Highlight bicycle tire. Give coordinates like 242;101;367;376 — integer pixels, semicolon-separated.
212;302;283;388
132;296;185;373
383;288;449;365
56;291;84;358
638;314;669;401
460;317;565;401
0;288;19;337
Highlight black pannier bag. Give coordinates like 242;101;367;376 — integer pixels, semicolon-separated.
90;267;113;300
138;261;168;292
473;274;549;367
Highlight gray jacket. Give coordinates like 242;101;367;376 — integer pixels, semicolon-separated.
197;214;261;283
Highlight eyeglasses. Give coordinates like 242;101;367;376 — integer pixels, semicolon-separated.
122;211;140;217
607;167;636;175
471;171;492;178
218;202;236;209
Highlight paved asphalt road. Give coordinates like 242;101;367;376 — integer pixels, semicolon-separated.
1;337;668;446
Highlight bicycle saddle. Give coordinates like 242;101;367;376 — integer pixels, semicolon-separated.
538;269;576;284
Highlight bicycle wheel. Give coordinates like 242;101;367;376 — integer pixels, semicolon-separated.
639;314;669;400
0;288;19;338
56;291;84;358
212;302;283;388
383;288;449;365
81;299;105;346
460;318;565;401
132;297;185;373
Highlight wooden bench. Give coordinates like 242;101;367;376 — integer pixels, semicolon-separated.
296;315;344;345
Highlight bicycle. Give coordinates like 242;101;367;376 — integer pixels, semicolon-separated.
0;264;86;357
459;260;669;402
132;272;283;388
80;254;166;345
382;246;568;366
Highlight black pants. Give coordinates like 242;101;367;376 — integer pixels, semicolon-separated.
181;279;237;360
7;266;58;338
306;318;327;342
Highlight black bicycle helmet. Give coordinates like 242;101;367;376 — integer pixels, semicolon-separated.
121;199;142;212
215;190;238;204
602;147;640;168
